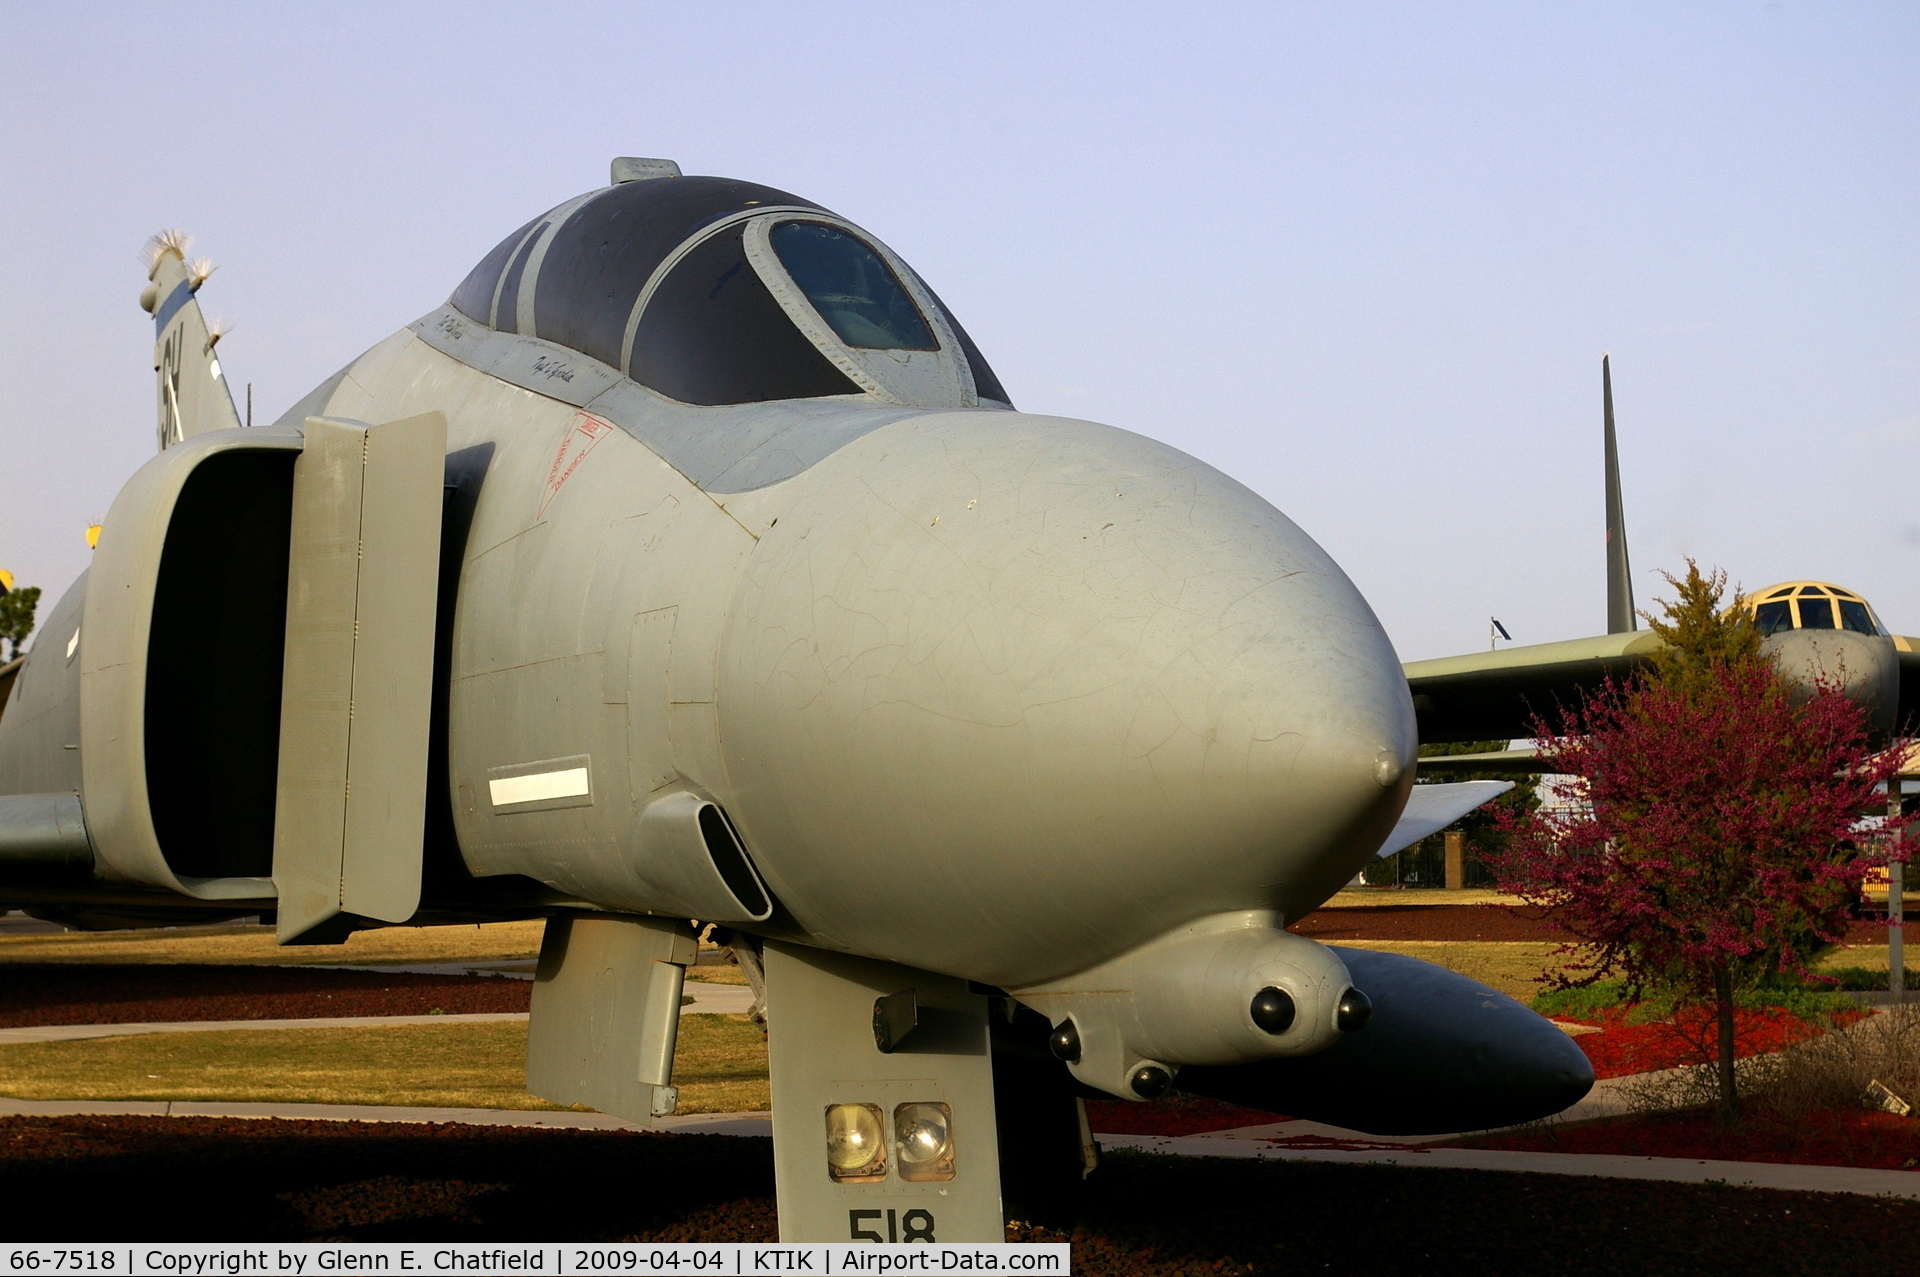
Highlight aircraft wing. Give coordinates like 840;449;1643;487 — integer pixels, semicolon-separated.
1413;630;1920;752
1374;779;1515;859
1415;746;1547;775
1405;630;1663;744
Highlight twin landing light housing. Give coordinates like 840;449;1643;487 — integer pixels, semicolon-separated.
826;1101;954;1184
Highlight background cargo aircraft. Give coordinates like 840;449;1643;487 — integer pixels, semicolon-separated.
1414;355;1920;772
0;160;1601;1241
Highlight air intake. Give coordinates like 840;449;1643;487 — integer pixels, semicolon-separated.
698;804;769;919
632;790;775;923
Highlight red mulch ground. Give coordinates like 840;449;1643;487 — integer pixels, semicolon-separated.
1844;919;1920;942
1085;1007;1877;1141
1446;1106;1920;1171
1290;903;1557;941
1559;1004;1865;1080
6;1115;1919;1275
0;964;530;1026
1291;902;1915;944
1084;1094;1287;1136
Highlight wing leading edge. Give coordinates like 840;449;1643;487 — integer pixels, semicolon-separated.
1405;630;1662;744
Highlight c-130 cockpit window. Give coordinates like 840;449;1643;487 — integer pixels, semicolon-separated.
1746;583;1886;637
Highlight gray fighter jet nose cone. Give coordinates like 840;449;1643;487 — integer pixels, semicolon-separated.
720;411;1414;986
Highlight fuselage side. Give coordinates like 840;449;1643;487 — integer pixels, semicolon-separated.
310;314;1414;989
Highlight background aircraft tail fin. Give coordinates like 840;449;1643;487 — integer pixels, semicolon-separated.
140;229;243;450
1603;354;1636;633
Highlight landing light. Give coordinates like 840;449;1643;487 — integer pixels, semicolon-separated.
825;1103;887;1182
894;1102;955;1181
1048;1019;1082;1063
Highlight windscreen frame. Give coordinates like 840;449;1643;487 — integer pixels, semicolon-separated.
766;220;939;352
742;212;974;409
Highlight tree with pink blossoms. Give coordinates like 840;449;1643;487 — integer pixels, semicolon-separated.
1493;563;1904;1119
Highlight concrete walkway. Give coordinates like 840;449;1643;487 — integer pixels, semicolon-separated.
0;981;758;1044
2;1093;1914;1199
1099;1127;1920;1199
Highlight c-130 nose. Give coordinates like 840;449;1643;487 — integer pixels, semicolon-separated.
718;411;1415;987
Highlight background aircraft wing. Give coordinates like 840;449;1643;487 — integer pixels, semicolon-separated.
1414;629;1920;757
1374;779;1515;859
1404;630;1662;744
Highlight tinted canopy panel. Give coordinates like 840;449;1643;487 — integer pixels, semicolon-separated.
534;178;821;370
1753;600;1792;635
449;215;541;324
1839;599;1878;635
770;221;937;351
630;223;860;406
1798;597;1836;628
493;219;548;331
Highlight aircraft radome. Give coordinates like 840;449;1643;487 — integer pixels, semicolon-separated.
0;159;1594;1242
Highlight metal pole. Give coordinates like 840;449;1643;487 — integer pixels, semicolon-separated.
1891;860;1904;1005
1892;780;1906;1005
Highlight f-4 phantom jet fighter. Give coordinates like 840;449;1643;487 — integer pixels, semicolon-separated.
0;160;1592;1241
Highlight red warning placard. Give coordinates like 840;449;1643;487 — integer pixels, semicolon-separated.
537;412;615;518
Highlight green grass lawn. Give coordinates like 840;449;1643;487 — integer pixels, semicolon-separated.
1333;940;1562;1001
0;921;548;967
0;1014;770;1114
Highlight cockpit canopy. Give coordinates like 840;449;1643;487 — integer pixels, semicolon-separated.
1738;582;1887;638
447;167;1009;410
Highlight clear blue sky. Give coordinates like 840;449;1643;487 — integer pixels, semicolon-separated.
2;3;1914;661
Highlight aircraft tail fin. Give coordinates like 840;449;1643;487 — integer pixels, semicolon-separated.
1603;354;1636;633
140;230;243;450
